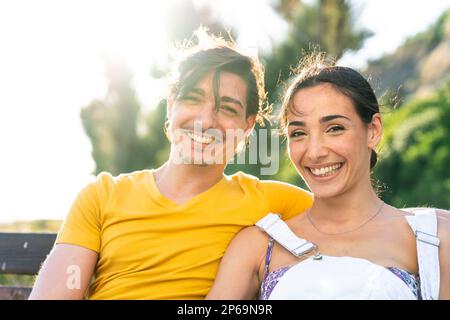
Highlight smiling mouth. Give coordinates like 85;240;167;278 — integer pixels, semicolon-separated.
306;162;344;177
186;131;216;144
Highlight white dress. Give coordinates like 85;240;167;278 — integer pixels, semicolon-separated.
256;208;440;300
266;255;417;299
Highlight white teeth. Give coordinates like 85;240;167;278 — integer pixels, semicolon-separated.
310;163;343;177
187;131;214;144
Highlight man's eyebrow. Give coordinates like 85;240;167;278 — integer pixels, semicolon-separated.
221;96;243;109
183;89;243;109
189;88;205;95
320;115;351;123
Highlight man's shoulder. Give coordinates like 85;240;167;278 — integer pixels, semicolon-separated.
227;171;259;184
92;169;152;191
258;179;312;198
227;171;313;198
114;169;152;182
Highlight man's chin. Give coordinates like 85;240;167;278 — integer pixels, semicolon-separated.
179;156;219;167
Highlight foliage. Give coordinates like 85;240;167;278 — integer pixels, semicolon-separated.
264;0;371;106
81;60;142;175
0;220;62;232
374;80;450;208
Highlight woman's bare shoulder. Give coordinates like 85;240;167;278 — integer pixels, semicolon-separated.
233;225;270;248
436;209;450;220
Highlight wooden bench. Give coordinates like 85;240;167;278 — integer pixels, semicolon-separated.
0;232;56;300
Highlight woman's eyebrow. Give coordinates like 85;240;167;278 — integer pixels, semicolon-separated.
288;120;306;127
320;114;351;123
288;115;351;127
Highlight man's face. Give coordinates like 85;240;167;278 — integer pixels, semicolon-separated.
167;71;255;166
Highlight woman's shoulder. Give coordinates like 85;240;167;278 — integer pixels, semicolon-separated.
437;213;450;244
224;226;272;274
234;225;271;247
389;207;450;250
436;209;450;221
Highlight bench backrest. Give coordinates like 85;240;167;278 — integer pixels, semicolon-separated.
0;232;56;300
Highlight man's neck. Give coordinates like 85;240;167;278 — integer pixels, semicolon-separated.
153;161;226;204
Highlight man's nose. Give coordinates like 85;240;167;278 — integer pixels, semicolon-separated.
196;104;219;129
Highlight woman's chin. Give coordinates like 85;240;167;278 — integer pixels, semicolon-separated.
303;177;345;199
310;187;342;199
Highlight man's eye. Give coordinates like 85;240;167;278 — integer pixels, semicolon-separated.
221;105;238;115
178;94;200;103
180;95;200;102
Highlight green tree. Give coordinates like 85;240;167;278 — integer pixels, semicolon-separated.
264;0;371;105
374;80;450;208
81;58;142;175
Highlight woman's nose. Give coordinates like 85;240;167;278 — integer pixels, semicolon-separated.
306;136;329;161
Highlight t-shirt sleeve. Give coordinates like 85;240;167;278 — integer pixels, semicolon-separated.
260;180;314;220
55;172;113;252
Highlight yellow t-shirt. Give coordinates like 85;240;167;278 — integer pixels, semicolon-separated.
56;170;313;299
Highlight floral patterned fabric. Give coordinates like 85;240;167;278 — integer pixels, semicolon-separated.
386;267;421;299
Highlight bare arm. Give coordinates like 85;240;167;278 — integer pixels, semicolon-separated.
28;243;98;300
438;215;450;299
437;209;450;221
206;227;267;300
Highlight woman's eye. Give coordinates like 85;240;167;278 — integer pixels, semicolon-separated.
289;131;306;138
327;125;344;133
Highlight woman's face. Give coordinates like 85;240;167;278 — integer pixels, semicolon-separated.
286;83;381;199
167;70;255;166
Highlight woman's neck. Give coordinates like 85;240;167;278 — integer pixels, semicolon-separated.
309;184;382;225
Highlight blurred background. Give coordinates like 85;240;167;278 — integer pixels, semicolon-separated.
1;0;450;234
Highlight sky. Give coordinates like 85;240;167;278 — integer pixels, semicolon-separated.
0;0;449;223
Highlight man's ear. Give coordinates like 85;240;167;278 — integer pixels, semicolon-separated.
368;113;383;149
245;114;256;136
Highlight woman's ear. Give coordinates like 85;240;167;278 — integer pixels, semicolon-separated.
368;113;383;149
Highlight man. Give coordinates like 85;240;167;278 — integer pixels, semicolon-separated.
29;29;313;299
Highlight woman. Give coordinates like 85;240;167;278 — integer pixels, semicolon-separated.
207;54;450;299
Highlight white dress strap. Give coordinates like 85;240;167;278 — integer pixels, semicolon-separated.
404;208;440;300
256;213;317;257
